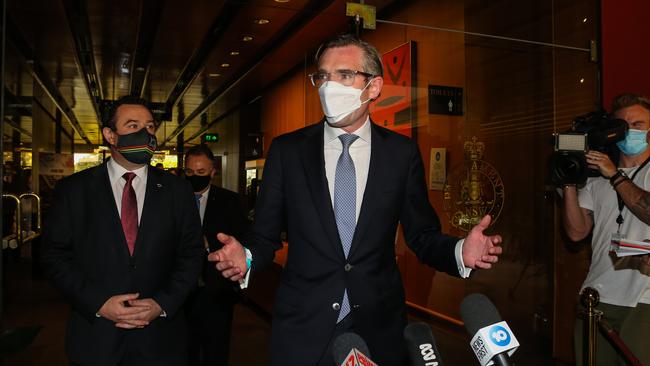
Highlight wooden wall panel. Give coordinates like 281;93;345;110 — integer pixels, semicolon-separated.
260;70;308;152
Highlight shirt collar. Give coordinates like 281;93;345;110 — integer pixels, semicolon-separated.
198;186;210;199
324;117;371;144
107;158;149;182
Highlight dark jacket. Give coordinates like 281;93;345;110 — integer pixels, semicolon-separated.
246;121;460;365
42;163;204;366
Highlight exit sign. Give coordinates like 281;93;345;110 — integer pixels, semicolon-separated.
202;133;219;143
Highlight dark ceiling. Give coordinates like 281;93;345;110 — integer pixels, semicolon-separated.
3;0;396;148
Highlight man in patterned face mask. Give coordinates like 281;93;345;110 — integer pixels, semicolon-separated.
563;93;650;365
42;95;204;366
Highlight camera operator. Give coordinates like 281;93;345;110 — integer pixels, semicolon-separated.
563;93;650;365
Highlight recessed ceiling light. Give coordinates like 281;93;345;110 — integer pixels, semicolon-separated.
230;51;240;56
274;0;290;2
208;73;221;77
254;18;270;25
221;63;230;68
242;36;253;42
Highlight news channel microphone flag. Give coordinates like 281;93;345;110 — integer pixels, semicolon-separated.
460;293;519;366
332;332;378;366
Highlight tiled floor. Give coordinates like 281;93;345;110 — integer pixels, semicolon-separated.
1;255;556;365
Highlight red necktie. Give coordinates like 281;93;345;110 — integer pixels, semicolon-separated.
121;172;138;256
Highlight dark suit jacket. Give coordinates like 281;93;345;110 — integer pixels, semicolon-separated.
201;185;248;295
246;121;461;365
42;163;204;366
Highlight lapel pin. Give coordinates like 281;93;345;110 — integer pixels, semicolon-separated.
156;183;163;188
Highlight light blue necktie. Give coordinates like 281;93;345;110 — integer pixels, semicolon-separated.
195;193;201;209
334;133;359;322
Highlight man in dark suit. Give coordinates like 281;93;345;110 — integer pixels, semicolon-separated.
42;96;204;366
210;34;504;365
183;144;248;366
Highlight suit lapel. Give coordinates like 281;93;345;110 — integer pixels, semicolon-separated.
299;122;344;258
349;123;388;259
93;163;131;258
133;166;163;258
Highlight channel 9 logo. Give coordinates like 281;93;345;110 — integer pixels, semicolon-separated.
488;325;511;347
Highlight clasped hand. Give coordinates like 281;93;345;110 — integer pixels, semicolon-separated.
98;293;162;329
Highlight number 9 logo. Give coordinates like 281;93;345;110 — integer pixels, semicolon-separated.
489;325;511;347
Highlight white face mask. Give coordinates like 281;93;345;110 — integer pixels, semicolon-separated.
318;80;371;125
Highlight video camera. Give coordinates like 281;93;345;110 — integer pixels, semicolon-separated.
549;111;628;186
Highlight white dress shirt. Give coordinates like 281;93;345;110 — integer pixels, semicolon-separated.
107;158;148;221
196;188;209;224
324;118;371;220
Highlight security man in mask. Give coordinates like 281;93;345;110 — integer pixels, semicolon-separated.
183;144;248;366
42;95;204;366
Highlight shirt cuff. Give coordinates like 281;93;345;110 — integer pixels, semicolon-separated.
239;247;252;289
454;238;472;278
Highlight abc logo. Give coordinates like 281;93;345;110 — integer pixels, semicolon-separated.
488;325;511;347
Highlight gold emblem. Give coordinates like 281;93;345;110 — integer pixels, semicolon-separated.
443;137;504;232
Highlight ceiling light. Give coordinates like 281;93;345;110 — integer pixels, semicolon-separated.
242;36;253;42
221;63;230;68
254;18;270;25
208;73;221;77
230;51;240;56
582;17;588;23
274;0;290;2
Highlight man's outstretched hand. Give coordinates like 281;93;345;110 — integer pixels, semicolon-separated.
207;233;248;281
462;215;503;269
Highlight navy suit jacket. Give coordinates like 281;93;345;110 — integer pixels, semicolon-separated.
246;121;460;365
42;163;204;366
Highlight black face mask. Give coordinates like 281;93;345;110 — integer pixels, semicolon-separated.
114;128;157;165
186;175;211;192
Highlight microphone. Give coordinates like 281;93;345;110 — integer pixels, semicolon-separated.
332;332;378;366
460;293;519;366
404;322;444;366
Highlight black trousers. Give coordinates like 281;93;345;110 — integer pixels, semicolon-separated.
185;286;237;366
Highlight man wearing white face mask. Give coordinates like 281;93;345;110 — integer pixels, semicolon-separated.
563;93;650;365
208;34;504;365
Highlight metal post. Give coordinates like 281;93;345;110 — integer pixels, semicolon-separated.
580;287;602;366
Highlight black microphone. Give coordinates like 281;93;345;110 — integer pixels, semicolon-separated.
404;322;444;366
460;293;519;366
331;332;377;366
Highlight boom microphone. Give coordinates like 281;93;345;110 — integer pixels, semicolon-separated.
332;332;377;366
404;322;444;366
460;293;519;366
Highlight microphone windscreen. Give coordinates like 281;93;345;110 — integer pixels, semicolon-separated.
459;293;502;336
404;322;444;366
332;332;371;365
404;322;435;343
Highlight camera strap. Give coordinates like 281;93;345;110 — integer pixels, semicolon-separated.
615;155;650;231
